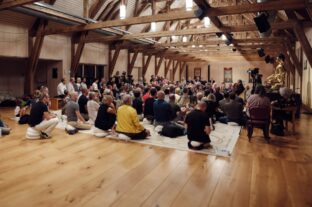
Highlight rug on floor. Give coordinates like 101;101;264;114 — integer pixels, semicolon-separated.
55;119;240;157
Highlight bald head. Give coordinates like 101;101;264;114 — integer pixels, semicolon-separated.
157;91;165;100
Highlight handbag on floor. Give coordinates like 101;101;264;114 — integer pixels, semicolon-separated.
270;122;284;136
159;123;185;138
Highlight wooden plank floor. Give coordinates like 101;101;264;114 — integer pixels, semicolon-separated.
0;108;312;207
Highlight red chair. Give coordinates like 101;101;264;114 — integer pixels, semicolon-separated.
246;107;270;142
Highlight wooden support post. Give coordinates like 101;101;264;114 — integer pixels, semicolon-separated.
164;59;173;78
172;60;180;81
71;32;88;76
180;62;186;81
155;56;164;75
25;20;47;94
293;23;312;69
127;50;139;75
142;54;152;78
108;47;121;77
284;42;303;77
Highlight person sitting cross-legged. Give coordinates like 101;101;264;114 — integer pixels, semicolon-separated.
0;115;11;135
65;92;91;130
28;93;59;139
95;95;116;132
153;90;172;126
116;95;150;140
185;101;212;150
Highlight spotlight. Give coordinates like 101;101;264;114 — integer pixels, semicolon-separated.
265;55;271;63
278;53;285;61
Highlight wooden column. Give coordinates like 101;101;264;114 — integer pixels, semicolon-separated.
127;50;139;75
164;59;173;78
25;19;48;94
155;56;164;75
108;47;121;77
142;53;152;78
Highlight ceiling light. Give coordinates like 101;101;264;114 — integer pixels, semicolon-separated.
192;45;196;48
204;17;211;28
185;0;193;11
199;45;203;48
182;36;187;42
151;22;156;32
120;4;126;19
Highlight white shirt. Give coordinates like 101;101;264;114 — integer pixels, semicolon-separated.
66;82;75;93
57;82;67;95
87;100;100;124
92;82;99;91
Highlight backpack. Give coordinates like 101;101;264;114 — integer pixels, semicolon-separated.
160;123;185;138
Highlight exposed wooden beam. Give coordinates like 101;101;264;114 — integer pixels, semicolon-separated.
44;0;309;35
284;42;302;77
142;54;153;77
172;60;179;79
81;21;309;43
0;0;40;11
291;22;312;69
164;59;173;77
127;50;139;75
108;47;121;77
71;32;88;76
155;56;164;75
25;19;47;94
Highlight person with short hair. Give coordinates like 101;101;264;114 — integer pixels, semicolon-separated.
219;93;245;125
57;78;67;98
185;101;211;150
28;93;59;139
153;91;173;126
65;92;91;130
116;95;150;140
78;88;89;121
66;77;76;93
169;94;181;121
95;95;116;131
87;92;100;125
144;87;157;122
132;89;143;118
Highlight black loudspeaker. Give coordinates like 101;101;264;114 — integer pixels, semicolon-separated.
52;68;58;79
257;48;265;57
265;55;271;63
254;13;271;33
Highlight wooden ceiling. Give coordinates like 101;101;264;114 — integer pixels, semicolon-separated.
0;0;312;79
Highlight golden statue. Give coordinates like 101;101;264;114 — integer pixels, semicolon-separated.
266;57;286;90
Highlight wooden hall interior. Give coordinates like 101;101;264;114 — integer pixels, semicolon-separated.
1;0;312;206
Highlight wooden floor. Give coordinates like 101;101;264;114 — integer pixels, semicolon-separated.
0;108;312;207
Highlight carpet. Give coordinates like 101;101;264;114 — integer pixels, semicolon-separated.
15;110;241;157
55;119;240;157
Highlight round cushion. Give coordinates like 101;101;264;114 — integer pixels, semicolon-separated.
228;122;239;126
117;133;131;141
26;127;41;139
93;127;109;138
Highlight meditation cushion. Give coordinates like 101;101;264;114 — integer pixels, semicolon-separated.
154;125;163;133
228;122;239;126
93;126;109;138
117;133;131;141
26;127;41;139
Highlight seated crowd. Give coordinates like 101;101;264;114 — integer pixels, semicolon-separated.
8;71;297;149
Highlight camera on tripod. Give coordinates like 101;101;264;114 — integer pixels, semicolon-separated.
247;68;263;93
